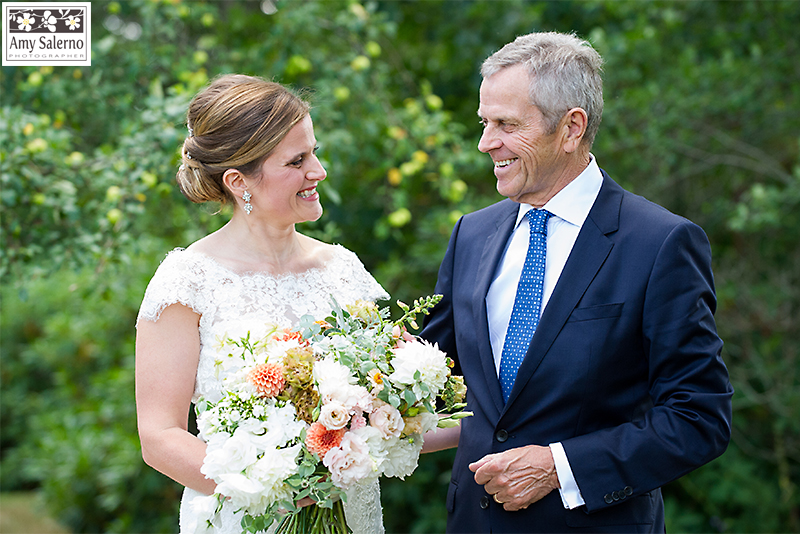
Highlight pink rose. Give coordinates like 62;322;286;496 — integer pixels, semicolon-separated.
318;401;349;430
350;412;367;431
323;432;374;488
369;402;404;439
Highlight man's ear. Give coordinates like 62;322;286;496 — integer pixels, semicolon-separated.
222;168;248;198
561;108;588;154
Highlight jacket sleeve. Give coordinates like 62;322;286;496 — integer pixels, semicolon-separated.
421;216;462;375
562;220;733;512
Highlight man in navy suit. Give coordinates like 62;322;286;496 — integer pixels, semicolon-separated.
420;32;733;533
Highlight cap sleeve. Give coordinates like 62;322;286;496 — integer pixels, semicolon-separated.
136;249;207;326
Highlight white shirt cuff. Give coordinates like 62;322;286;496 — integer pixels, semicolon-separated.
550;442;585;509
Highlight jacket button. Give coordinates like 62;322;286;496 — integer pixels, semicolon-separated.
604;493;613;504
624;486;633;496
496;429;509;442
480;495;490;509
612;491;620;501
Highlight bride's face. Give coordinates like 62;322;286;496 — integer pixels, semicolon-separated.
252;115;327;225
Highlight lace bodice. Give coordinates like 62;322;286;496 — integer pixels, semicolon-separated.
137;245;388;534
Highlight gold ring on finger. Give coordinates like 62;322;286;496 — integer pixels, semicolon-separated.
493;493;502;504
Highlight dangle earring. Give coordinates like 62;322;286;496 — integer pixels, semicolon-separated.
242;190;253;214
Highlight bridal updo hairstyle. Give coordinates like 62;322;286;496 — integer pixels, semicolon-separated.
176;74;310;205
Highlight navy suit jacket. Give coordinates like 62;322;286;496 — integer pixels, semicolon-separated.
421;172;733;533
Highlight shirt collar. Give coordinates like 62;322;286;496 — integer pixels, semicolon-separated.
515;154;603;229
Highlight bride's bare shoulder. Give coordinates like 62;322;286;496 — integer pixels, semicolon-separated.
184;234;220;256
182;233;238;269
298;234;340;263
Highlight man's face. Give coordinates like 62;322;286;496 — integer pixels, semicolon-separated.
477;64;568;207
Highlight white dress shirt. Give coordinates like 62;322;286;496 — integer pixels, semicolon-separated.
485;155;603;509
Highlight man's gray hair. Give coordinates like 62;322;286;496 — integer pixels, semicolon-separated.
481;32;604;146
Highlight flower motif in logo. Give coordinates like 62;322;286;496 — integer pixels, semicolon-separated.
43;10;57;32
66;16;81;30
16;13;35;32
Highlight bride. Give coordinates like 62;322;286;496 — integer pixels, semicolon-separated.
135;74;387;533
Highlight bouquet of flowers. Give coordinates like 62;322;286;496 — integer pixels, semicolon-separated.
189;296;470;534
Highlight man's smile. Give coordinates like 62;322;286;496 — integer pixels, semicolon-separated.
494;158;518;168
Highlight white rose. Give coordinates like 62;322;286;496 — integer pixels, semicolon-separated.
380;435;423;479
319;401;350;430
237;417;269;438
243;443;302;514
214;472;265;512
200;428;258;480
369;402;404;438
186;494;221;533
203;430;230;451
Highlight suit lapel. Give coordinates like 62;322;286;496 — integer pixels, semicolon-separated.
504;173;623;408
473;199;519;413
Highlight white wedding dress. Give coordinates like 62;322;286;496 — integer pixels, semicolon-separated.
137;246;388;534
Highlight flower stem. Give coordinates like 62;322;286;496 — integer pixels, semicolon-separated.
275;500;350;534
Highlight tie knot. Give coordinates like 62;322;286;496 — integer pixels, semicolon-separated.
526;209;551;235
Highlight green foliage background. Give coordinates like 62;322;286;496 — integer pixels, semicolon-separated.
1;1;798;532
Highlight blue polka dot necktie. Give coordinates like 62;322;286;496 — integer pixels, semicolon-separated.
499;209;552;403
